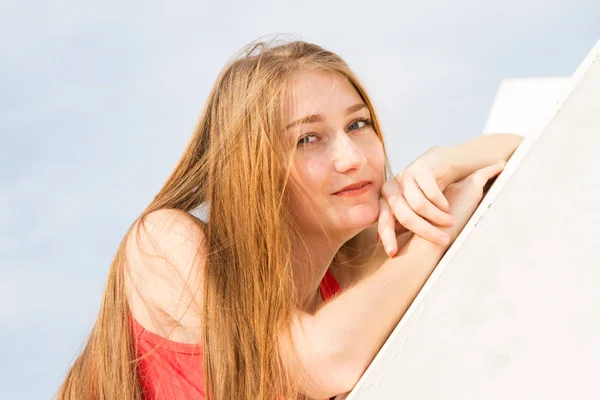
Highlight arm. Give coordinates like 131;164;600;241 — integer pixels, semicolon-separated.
433;133;524;184
289;235;447;399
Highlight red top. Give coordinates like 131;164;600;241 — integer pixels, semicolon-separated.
132;269;341;399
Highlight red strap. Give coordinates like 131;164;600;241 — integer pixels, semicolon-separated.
319;269;341;301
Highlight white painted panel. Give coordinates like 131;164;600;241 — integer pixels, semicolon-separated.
483;77;570;138
348;40;600;400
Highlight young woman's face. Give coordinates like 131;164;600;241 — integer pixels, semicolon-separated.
284;70;386;240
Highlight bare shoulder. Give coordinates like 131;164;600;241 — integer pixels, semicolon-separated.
125;208;208;344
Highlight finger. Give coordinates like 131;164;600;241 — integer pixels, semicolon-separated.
378;198;398;256
381;176;400;200
471;161;506;187
403;176;454;227
413;170;450;212
387;193;450;246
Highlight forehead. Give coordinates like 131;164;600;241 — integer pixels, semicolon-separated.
283;70;364;121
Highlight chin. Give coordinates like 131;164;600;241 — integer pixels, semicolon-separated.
337;203;380;233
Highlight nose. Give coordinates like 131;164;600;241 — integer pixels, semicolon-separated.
332;132;367;173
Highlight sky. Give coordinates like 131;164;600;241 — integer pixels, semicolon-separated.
0;0;598;398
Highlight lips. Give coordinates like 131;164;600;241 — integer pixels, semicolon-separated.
333;180;372;195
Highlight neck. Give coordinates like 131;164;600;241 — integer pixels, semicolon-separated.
293;231;341;311
292;224;379;312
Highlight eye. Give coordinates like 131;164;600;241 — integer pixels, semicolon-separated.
347;118;372;132
297;134;318;147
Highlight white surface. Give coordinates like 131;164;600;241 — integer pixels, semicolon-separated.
348;39;600;399
483;77;570;137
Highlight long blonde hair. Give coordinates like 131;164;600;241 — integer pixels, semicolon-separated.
57;38;388;400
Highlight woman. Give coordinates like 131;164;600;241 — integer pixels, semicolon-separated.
57;39;522;400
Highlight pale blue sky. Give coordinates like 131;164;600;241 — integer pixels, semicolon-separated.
0;1;598;398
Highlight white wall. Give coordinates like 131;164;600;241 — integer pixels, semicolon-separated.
483;77;570;137
348;40;600;399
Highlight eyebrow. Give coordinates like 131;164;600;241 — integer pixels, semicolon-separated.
285;103;368;130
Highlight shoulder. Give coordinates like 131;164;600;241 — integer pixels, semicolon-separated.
125;208;208;344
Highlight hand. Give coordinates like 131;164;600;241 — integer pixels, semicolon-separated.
439;160;506;242
378;149;456;254
379;160;506;256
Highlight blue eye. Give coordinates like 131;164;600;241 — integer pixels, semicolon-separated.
348;118;372;131
297;134;318;146
348;121;364;130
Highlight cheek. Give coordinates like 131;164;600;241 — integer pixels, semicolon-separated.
287;157;332;221
362;134;386;178
292;156;330;194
